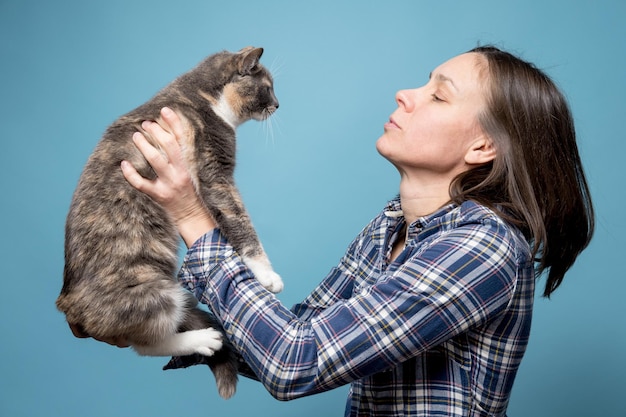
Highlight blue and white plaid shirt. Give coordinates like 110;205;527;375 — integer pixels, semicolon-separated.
168;198;534;416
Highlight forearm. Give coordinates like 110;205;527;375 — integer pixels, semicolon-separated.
179;230;337;399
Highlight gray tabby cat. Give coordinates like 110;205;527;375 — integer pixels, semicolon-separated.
56;46;283;399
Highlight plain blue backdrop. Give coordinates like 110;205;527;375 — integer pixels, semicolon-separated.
1;1;624;416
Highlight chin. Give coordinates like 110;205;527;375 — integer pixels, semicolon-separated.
375;135;392;158
375;134;385;150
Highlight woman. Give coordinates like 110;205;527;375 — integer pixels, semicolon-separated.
117;46;594;416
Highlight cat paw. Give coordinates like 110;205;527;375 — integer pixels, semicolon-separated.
132;328;224;357
258;269;284;293
189;328;223;357
243;256;284;293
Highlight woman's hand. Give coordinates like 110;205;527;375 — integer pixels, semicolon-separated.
121;107;216;247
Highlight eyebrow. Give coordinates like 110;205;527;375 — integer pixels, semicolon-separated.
429;72;459;92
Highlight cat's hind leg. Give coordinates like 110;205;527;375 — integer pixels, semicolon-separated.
131;289;224;357
132;328;223;356
163;303;240;400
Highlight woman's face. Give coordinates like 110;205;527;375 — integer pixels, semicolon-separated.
376;52;490;181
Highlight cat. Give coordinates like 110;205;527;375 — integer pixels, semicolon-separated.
56;46;283;399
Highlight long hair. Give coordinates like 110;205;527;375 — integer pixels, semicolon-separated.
449;46;594;297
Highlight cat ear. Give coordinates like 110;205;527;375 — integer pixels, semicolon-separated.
238;47;264;76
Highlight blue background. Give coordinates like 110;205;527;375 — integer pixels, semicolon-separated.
1;1;624;416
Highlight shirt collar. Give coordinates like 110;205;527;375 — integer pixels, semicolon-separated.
383;196;458;228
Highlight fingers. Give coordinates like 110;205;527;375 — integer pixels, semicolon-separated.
121;131;160;194
133;129;170;169
123;107;200;220
121;158;152;193
161;107;185;140
159;107;185;142
144;107;184;148
141;108;187;169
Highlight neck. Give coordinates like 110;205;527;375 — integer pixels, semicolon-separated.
398;174;453;225
208;92;240;130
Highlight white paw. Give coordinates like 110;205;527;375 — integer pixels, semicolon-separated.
188;328;223;357
243;256;284;293
132;328;224;357
258;269;284;293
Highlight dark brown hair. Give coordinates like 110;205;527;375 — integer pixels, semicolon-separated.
450;46;594;297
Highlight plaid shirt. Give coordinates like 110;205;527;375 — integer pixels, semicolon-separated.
168;198;534;417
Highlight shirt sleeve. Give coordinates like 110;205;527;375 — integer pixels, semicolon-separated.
178;219;518;401
290;227;366;321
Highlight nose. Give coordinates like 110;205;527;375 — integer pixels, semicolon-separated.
267;101;279;113
270;90;279;109
395;89;414;112
264;91;279;115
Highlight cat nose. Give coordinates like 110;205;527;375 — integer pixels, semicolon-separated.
267;88;279;108
267;100;279;115
270;93;279;109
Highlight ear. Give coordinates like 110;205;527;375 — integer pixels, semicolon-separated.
238;47;264;76
465;136;497;165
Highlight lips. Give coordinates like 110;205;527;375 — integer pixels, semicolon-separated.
385;116;400;130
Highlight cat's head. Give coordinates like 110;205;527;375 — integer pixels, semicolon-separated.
200;46;279;129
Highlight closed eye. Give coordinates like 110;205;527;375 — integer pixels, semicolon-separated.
431;93;445;102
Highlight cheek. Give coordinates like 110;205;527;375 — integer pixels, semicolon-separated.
411;116;473;150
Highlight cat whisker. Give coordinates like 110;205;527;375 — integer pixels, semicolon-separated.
262;111;282;147
269;55;285;80
263;112;275;146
